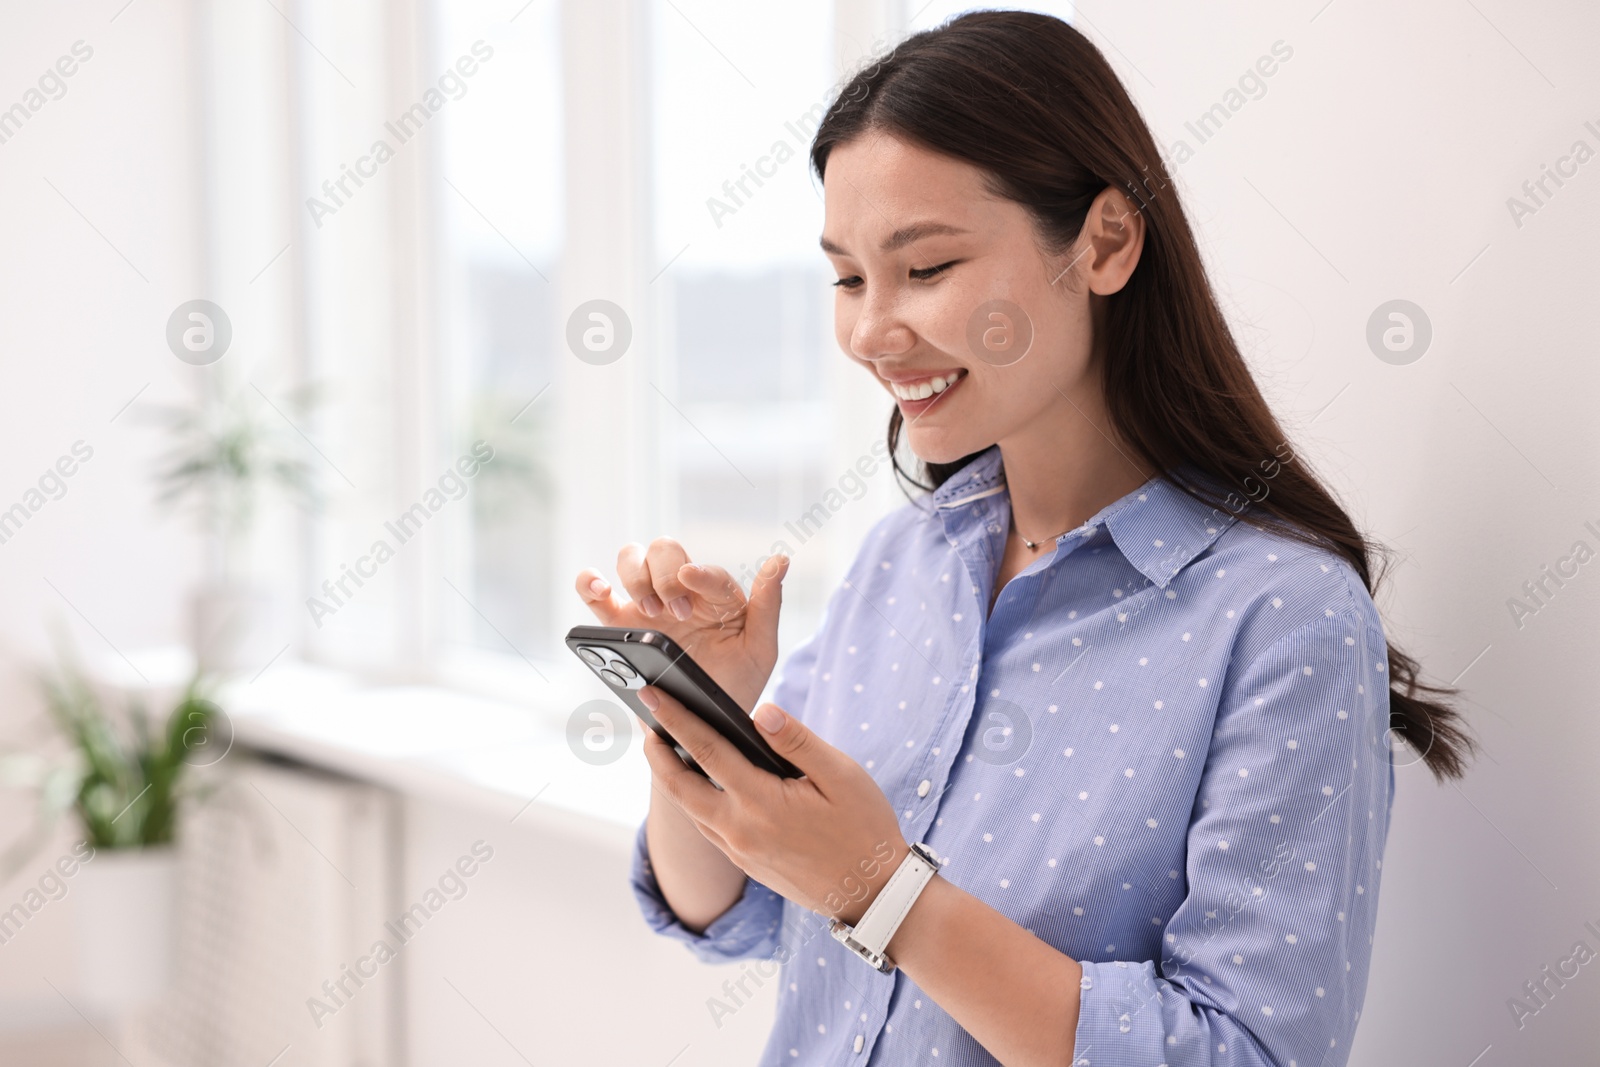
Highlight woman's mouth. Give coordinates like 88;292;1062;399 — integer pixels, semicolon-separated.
887;368;968;415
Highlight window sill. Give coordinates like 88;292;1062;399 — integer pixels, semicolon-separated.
97;650;651;847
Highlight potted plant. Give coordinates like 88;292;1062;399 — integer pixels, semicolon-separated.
4;656;225;1014
147;381;320;672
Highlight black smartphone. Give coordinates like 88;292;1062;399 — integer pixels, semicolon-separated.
565;625;802;781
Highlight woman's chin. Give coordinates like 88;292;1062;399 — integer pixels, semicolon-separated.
904;430;993;468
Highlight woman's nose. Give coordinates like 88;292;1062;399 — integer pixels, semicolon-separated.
849;296;914;363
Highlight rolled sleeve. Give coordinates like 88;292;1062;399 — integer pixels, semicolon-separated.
1071;605;1393;1067
629;819;786;964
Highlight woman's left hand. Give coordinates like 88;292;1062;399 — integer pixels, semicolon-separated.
636;685;910;925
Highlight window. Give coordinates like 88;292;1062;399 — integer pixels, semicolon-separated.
648;0;843;653
254;0;994;701
433;1;563;663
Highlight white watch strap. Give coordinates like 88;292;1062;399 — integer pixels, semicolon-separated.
837;843;939;968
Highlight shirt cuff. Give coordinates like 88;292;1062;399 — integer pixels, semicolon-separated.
629;819;785;964
1072;959;1170;1067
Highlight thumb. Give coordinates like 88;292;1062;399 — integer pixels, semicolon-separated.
744;553;789;650
752;701;837;778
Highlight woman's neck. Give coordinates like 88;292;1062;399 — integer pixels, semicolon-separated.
997;390;1152;544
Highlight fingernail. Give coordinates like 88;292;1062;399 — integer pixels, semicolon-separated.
680;563;703;577
640;594;663;617
588;578;608;596
668;596;692;620
753;704;785;734
638;687;659;711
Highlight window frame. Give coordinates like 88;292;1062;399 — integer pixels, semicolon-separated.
264;0;910;707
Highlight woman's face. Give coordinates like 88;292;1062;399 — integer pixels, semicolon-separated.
820;131;1139;466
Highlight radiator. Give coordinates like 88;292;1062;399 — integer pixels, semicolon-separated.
147;756;402;1067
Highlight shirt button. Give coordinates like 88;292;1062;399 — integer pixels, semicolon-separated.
854;1034;865;1053
917;779;931;797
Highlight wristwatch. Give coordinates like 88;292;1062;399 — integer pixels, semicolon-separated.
828;842;941;973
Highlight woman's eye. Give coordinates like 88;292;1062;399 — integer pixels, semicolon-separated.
832;260;958;290
910;260;959;281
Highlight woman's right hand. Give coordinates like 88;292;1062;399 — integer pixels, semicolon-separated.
574;538;789;713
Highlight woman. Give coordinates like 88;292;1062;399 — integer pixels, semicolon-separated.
576;11;1472;1066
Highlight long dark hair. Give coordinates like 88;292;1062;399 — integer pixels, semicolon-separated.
809;11;1474;780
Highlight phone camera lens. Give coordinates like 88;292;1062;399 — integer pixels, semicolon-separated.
610;661;637;680
578;647;605;668
598;668;626;688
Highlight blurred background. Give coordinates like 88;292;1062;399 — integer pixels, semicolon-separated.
0;0;1596;1064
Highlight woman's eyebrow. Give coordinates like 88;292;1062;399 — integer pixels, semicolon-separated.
819;221;971;257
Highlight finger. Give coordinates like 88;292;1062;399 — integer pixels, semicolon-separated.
635;713;680;757
675;562;749;623
639;685;761;796
751;702;845;785
637;709;724;821
642;752;718;833
646;769;735;858
640;758;733;852
644;538;694;620
574;568;626;623
743;553;789;651
617;543;664;618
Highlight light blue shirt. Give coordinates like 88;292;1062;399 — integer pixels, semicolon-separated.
632;445;1394;1067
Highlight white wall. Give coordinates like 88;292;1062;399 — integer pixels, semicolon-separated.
0;0;204;1028
0;5;204;664
401;798;777;1066
1106;2;1600;1063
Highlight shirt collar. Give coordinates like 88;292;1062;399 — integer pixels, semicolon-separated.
931;446;1237;588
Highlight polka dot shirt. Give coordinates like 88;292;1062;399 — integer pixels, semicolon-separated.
631;445;1393;1067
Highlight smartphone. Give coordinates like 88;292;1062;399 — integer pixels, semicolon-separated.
565;625;801;781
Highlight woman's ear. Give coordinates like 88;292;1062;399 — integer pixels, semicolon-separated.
1078;185;1147;297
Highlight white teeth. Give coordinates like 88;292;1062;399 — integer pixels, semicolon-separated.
890;370;964;401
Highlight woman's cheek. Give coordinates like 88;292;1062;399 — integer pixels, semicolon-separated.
926;298;976;360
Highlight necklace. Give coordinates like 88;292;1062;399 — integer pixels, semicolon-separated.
1014;518;1075;551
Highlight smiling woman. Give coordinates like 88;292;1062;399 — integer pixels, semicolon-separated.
579;10;1477;1067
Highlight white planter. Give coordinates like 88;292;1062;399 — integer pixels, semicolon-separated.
73;846;178;1015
